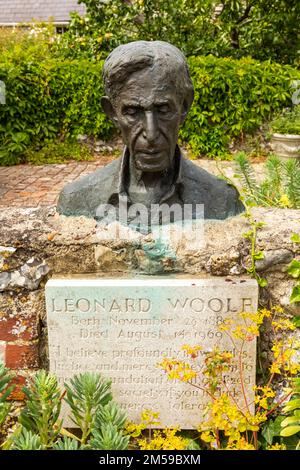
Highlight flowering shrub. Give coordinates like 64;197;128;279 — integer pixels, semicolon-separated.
126;410;190;450
158;306;300;450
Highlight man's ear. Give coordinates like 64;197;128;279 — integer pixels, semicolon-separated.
101;96;118;126
180;90;194;124
180;100;189;124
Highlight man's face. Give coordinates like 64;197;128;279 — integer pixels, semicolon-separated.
107;67;185;173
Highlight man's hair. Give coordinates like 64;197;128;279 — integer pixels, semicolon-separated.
103;41;194;108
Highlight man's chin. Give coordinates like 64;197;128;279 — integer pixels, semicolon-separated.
136;163;168;173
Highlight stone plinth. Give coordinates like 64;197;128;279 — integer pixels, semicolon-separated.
45;275;258;428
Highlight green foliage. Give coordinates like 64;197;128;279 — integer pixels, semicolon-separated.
182;56;300;157
89;422;129;450
0;24;55;62
53;437;79;450
1;366;129;450
88;401;129;450
0;55;114;166
63;1;300;65
11;428;44;450
280;378;300;447
285;234;300;305
19;370;62;448
64;372;112;444
54;2;138;61
270;106;300;135
24;141;94;165
0;46;299;164
234;152;259;199
235;153;300;208
94;400;127;430
0;364;15;428
261;416;285;447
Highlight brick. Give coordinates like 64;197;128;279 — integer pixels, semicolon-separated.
5;343;39;369
0;316;39;341
0;340;6;362
7;375;26;401
0;156;115;208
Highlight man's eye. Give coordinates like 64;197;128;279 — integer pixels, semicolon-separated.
124;107;139;116
157;105;170;114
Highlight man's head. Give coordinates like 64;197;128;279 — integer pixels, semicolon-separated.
101;41;194;173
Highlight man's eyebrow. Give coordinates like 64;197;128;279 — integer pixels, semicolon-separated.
121;100;172;108
155;101;170;106
121;102;141;108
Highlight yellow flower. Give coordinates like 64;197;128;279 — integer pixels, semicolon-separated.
141;409;160;426
267;443;286;450
181;344;202;358
272;318;296;332
279;194;290;208
137;427;188;450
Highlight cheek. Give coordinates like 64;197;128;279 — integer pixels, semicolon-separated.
160;118;180;136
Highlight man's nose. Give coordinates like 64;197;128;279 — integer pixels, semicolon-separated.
143;111;159;143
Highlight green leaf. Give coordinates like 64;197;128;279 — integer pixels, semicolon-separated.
64;372;112;444
273;415;286;435
292;316;300;328
283;399;300;412
53;437;79;450
262;420;275;445
253;251;264;260
291;233;300;243
11;428;44;450
287;260;300;279
290;285;300;303
281;416;300;427
258;277;268;287
280;425;300;437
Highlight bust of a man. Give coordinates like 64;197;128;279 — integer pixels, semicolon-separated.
57;41;244;222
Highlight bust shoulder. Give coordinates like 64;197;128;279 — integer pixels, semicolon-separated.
56;158;121;217
181;158;244;219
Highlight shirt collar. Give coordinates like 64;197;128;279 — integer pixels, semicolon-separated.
117;145;184;204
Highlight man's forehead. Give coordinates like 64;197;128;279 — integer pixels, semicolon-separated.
117;73;179;106
120;66;178;92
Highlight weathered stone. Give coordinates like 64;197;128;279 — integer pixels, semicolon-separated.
95;245;128;271
0;259;49;292
46;276;258;428
255;249;293;272
208;248;242;276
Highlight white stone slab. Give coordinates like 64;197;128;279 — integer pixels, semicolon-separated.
45;276;258;428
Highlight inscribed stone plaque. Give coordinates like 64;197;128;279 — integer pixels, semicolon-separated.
45;276;258;428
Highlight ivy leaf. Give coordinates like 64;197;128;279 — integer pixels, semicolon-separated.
253;251;264;260
262;420;275;445
291;233;300;243
258;277;268;287
287;260;300;279
292;316;300;327
290;285;300;303
273;416;286;435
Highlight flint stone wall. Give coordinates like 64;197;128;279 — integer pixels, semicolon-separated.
0;205;299;399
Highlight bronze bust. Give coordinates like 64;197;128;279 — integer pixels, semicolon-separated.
57;41;244;222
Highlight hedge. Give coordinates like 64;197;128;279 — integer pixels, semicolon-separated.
0;55;299;165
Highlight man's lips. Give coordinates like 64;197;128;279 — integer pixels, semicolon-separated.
135;149;163;155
